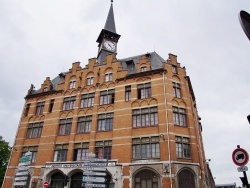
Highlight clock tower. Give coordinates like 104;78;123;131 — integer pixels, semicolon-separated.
96;1;120;65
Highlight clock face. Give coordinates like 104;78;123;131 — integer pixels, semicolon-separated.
104;41;116;51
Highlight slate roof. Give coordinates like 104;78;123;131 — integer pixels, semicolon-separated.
28;52;165;96
119;52;165;74
104;3;116;33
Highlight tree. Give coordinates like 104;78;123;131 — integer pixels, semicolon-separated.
0;136;11;187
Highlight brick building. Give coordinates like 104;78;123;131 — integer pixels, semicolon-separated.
3;2;214;188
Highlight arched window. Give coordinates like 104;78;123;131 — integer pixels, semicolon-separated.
50;172;64;188
134;169;158;188
70;172;82;188
178;169;195;188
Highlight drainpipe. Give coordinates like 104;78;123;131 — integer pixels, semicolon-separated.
162;71;173;188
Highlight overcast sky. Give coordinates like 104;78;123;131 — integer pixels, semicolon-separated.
1;0;250;186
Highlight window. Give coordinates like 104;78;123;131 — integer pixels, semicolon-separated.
173;82;181;98
43;87;48;92
86;77;94;86
73;142;89;161
22;146;38;163
35;101;45;115
62;96;76;110
97;113;113;131
175;136;191;158
69;80;76;89
54;144;68;162
48;99;55;113
173;107;187;126
58;118;72;135
95;140;112;160
140;66;147;72
81;93;95;108
133;107;158;127
24;103;31;116
105;73;113;82
172;65;177;74
125;86;131;101
132;136;160;159
100;89;115;105
77;116;92;133
26;122;43;138
137;83;151;99
126;60;135;71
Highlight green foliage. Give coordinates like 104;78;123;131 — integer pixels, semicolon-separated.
0;136;11;187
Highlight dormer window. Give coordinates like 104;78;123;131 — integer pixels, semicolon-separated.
126;60;135;71
43;87;48;92
69;80;76;89
105;73;112;82
141;66;147;72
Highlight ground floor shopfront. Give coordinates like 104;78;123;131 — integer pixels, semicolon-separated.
11;161;203;188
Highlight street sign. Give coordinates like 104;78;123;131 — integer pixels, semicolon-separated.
232;148;249;166
83;167;107;171
84;162;107;167
89;158;108;162
82;176;106;183
83;171;106;176
13;182;27;186
15;177;28;181
237;166;248;172
83;183;106;187
44;181;49;188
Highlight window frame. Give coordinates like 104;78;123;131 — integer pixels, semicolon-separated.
105;73;113;82
73;142;89;161
86;77;94;86
62;96;76;111
137;83;151;99
26;122;43;138
53;144;68;162
132;136;160;159
81;93;95;108
140;66;147;72
100;89;115;105
97;113;113;131
35;101;45;115
77;116;92;133
175;136;191;158
58;118;72;135
173;107;187;126
173;82;181;98
125;85;131;101
132;107;158;128
22;146;38;163
69;80;76;89
95;140;112;160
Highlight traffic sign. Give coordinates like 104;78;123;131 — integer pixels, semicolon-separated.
83;183;106;187
83;171;106;176
82;176;106;183
237;166;248;172
83;167;107;171
84;162;107;167
232;148;249;166
44;181;49;188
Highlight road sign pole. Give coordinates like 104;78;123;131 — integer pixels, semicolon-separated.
243;171;249;188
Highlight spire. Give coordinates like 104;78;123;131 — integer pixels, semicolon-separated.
104;1;116;33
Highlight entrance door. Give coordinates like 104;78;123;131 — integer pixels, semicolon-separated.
50;172;64;188
178;169;195;188
70;172;82;188
134;169;158;188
